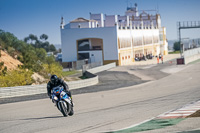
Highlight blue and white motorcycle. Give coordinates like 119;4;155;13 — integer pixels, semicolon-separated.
51;86;74;117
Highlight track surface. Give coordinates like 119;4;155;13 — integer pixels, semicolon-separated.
0;62;200;133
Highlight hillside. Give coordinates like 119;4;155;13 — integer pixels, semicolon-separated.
0;50;23;70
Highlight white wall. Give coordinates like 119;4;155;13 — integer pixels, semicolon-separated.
184;47;200;58
61;27;118;62
184;47;200;64
90;13;104;27
70;22;90;28
105;15;118;27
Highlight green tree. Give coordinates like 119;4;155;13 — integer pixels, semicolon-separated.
0;29;61;74
36;48;46;62
40;34;48;41
24;34;38;44
0;38;6;50
173;41;180;51
41;41;50;51
0;30;18;48
49;44;56;52
23;33;56;53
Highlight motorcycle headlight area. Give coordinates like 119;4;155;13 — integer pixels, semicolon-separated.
53;95;58;100
60;91;68;99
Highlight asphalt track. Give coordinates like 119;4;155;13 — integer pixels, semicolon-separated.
0;61;200;133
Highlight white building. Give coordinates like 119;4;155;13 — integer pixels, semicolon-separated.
60;4;168;66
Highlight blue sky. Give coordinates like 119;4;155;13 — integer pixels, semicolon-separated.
0;0;200;44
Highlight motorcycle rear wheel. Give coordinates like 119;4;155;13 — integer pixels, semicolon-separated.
69;106;74;116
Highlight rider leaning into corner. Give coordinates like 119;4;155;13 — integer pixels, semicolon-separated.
47;75;74;106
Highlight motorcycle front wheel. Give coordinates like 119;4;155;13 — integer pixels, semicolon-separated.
59;101;68;117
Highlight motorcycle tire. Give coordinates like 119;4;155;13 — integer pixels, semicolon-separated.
60;102;68;117
69;106;74;116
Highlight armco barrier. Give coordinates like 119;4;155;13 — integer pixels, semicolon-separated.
0;63;116;98
184;47;200;64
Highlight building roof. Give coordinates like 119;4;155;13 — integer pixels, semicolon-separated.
70;17;97;23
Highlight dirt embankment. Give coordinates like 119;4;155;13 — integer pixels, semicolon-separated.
0;50;23;70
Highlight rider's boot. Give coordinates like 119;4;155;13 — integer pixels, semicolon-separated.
71;97;74;107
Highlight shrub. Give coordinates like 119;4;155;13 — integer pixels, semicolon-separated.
40;63;63;79
0;68;34;87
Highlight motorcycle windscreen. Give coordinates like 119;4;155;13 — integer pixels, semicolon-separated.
60;91;69;99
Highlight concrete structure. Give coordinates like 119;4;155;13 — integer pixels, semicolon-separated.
60;4;168;66
184;47;200;64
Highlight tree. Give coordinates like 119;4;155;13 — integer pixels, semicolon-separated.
24;34;38;44
41;41;50;52
0;38;6;50
36;48;46;62
23;33;56;53
49;44;56;52
173;41;180;51
40;34;48;41
0;30;18;47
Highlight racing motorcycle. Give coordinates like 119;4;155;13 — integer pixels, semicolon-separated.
51;86;74;117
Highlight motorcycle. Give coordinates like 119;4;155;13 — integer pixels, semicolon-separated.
51;86;74;117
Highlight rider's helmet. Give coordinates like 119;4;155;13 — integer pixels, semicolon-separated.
50;75;58;85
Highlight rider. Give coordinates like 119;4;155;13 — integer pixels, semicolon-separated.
47;75;73;106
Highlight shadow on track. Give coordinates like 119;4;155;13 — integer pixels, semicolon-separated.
20;115;63;121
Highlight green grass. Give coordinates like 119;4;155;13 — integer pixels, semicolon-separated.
61;70;78;77
188;59;200;64
168;51;180;54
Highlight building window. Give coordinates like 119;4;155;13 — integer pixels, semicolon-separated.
78;53;89;60
78;39;90;51
92;46;101;50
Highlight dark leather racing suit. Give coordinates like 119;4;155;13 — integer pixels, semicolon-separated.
47;78;72;98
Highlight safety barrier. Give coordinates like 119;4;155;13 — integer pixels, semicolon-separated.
184;47;200;64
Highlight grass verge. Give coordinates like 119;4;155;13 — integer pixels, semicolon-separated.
61;70;78;77
169;51;180;54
